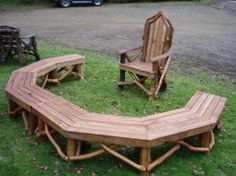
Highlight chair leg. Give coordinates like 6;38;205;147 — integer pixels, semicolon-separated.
149;78;157;101
155;58;171;97
160;75;167;91
118;70;126;91
17;47;25;66
32;37;40;61
33;50;40;61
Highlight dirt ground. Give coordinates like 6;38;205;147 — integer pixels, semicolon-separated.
0;1;236;79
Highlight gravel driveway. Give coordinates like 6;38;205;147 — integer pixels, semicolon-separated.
0;1;236;79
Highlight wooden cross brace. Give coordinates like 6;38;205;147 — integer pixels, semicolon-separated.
42;123;216;176
40;64;84;88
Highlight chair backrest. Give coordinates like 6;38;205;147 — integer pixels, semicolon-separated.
142;11;174;64
0;26;21;50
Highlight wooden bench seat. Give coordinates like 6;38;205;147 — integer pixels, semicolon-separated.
5;54;226;176
6;72;39;111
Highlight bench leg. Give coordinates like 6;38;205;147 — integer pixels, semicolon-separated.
67;138;76;163
73;64;84;80
36;118;46;141
215;121;224;132
21;111;37;136
28;114;37;136
139;148;151;176
202;131;210;154
38;118;44;134
48;69;60;85
8;100;19;117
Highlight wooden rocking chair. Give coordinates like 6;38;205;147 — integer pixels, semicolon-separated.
118;11;174;101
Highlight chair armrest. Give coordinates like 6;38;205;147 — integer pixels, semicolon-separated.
117;45;142;55
150;48;171;62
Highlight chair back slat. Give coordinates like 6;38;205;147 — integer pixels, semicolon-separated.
143;12;173;63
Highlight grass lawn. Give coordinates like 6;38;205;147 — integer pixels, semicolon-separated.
0;0;53;9
0;41;235;176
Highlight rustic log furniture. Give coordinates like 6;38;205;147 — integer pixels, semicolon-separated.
0;25;40;65
118;11;174;101
5;54;226;176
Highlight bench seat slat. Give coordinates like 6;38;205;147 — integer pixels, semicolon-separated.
184;91;203;109
190;93;209;113
16;73;51;103
16;60;51;72
9;73;40;106
209;97;227;122
29;85;59;100
143;94;218;129
50;96;88;115
5;72;18;92
72;120;146;135
30;62;56;76
83;113;142;125
36;102;75;128
147;112;198;130
45;101;84;122
67;125;147;140
143;108;191;126
148;96;222;138
194;94;215;116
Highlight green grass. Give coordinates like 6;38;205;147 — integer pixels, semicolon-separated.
0;41;235;176
0;0;52;9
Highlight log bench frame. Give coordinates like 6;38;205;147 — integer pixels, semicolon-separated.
5;54;226;176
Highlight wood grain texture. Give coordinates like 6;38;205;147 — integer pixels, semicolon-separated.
5;53;227;175
118;11;174;100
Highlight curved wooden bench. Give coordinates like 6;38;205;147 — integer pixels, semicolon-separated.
5;54;226;176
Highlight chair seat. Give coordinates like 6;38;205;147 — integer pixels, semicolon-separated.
120;61;155;78
20;34;36;46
